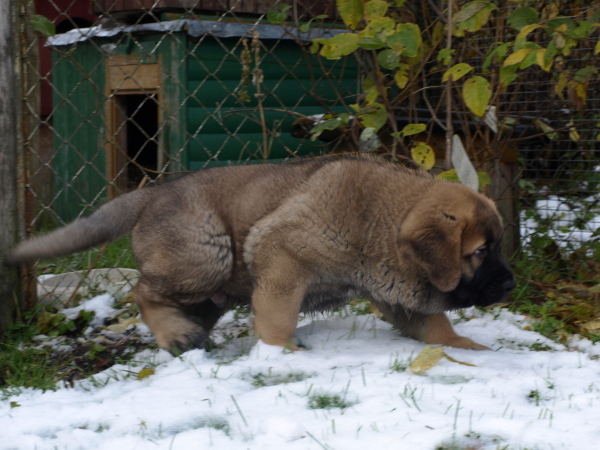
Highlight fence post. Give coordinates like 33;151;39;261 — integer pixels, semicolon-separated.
0;0;24;333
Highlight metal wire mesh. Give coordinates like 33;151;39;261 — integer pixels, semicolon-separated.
15;0;600;304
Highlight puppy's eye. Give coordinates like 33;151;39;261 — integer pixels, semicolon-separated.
472;247;487;259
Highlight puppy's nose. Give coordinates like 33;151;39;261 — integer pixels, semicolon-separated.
502;277;516;293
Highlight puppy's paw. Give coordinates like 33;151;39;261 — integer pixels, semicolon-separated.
441;336;491;351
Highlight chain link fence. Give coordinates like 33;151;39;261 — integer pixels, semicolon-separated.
14;0;600;305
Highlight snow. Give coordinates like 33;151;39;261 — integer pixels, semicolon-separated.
520;194;600;247
1;297;600;450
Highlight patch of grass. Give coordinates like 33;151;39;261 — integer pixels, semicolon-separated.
0;345;61;397
389;352;412;373
37;236;137;275
0;297;152;399
507;243;600;344
246;369;312;388
527;389;541;406
202;415;231;436
308;393;353;410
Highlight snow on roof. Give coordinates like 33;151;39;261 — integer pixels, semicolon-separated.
46;18;344;46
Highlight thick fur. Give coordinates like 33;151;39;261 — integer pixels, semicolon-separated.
7;158;515;353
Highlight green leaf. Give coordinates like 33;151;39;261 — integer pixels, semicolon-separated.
30;15;56;37
378;49;400;69
400;123;426;137
362;17;396;38
437;48;455;65
574;66;598;83
267;4;292;24
439;169;494;191
319;33;360;59
267;10;286;24
358;37;386;50
386;23;421;57
411;142;435;171
436;169;460;182
310;118;345;140
482;43;509;72
336;0;363;30
462;76;491;117
477;171;491;189
452;1;497;37
310;40;321;54
519;49;539;69
546;17;577;34
442;63;474;82
507;7;539;31
573;20;594;39
358;102;388;131
365;0;388;20
300;14;329;32
499;65;519;87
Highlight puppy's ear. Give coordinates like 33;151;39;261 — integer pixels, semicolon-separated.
401;210;463;292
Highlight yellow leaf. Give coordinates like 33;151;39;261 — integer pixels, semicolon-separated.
409;345;477;375
442;63;474;82
516;23;541;42
569;120;580;141
535;49;553;72
534;119;558;140
589;284;600;294
595;40;600;55
365;0;388;20
581;320;600;332
105;317;141;333
554;72;569;100
409;345;445;374
336;0;363;30
575;83;587;105
137;367;155;380
411;142;435;171
503;48;535;67
444;354;477;367
394;65;409;89
462;76;492;117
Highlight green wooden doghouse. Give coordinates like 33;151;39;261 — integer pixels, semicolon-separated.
48;19;358;220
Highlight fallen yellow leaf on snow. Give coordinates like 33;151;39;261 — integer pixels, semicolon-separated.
105;317;140;333
409;345;476;375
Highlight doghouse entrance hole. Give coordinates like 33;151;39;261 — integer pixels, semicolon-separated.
115;93;158;191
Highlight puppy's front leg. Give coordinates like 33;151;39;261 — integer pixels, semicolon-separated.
371;301;490;350
418;313;490;351
251;254;311;351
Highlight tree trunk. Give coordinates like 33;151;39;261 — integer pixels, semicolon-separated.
0;0;24;332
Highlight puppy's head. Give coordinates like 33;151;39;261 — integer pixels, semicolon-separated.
400;182;515;309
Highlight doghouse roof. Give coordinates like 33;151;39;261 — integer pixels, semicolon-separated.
46;18;344;47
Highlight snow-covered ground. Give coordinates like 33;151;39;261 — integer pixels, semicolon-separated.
520;193;600;246
1;294;600;450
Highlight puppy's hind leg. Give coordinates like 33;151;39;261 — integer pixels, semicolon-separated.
134;282;227;354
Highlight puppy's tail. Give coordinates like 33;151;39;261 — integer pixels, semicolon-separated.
6;188;153;265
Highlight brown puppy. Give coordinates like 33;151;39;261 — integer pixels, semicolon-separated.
7;157;515;353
